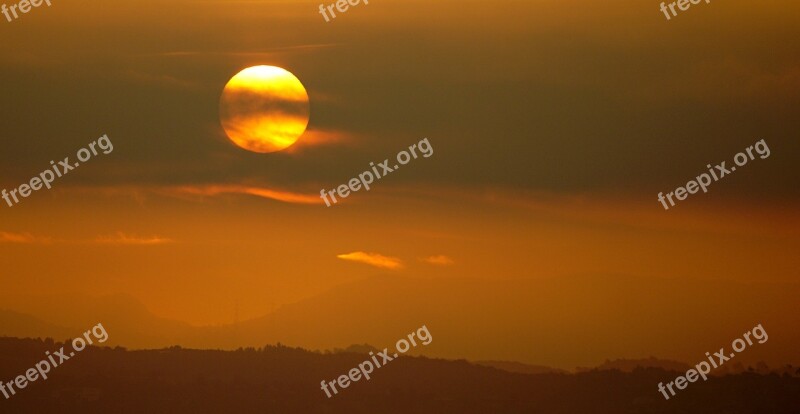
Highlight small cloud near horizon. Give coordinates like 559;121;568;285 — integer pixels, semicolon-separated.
422;255;455;266
0;231;50;244
337;251;403;270
95;232;174;245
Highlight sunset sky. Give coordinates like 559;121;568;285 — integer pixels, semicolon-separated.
0;0;798;369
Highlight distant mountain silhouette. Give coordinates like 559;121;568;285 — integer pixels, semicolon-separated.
0;337;798;414
185;274;800;369
576;357;690;373
332;343;380;354
2;275;799;370
0;293;195;348
0;310;72;340
474;360;567;374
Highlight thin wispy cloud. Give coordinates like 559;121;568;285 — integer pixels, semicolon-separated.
0;231;49;244
337;251;404;270
95;232;174;245
422;255;455;266
283;129;353;154
0;231;172;245
173;185;322;205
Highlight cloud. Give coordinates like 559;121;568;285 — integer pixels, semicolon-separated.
336;251;403;270
282;129;353;154
422;255;455;266
0;231;49;244
95;232;174;245
0;231;173;245
172;185;322;205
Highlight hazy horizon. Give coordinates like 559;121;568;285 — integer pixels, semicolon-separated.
1;0;798;411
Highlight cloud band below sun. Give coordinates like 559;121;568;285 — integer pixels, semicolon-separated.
173;185;322;205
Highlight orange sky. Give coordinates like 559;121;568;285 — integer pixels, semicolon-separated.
0;0;799;369
1;186;797;324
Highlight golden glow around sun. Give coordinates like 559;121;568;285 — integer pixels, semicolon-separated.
219;66;310;153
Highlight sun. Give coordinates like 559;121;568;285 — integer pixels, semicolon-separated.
219;66;310;153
